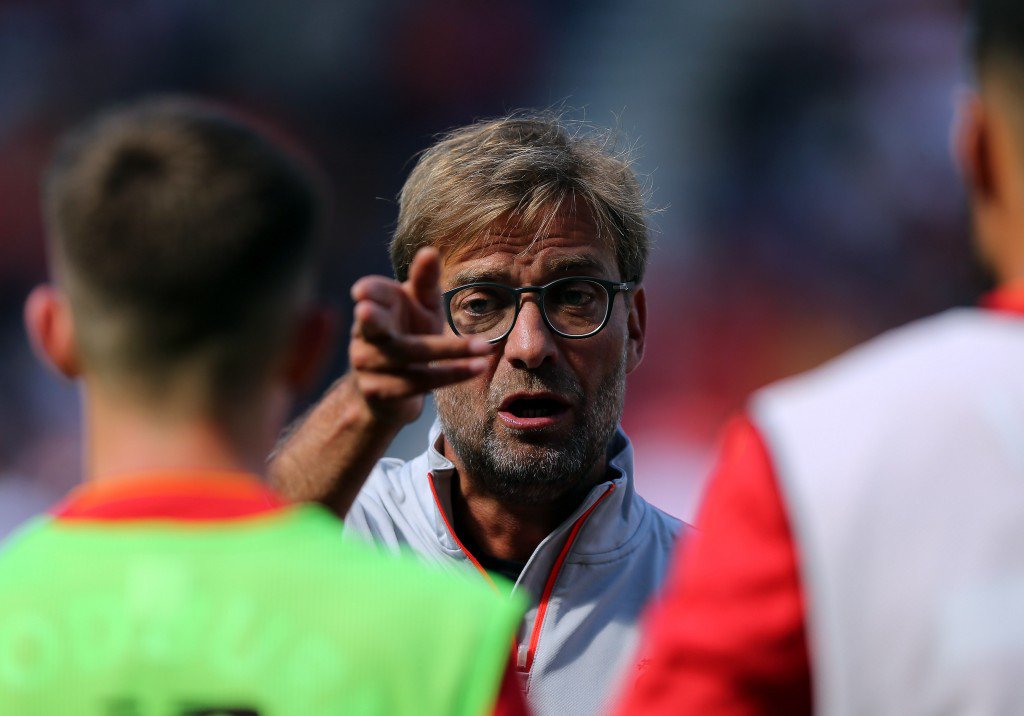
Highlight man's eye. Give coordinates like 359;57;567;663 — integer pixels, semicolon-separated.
560;289;590;306
458;290;505;315
466;297;495;313
551;283;598;308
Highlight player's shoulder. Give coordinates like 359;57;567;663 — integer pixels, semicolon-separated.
757;308;1024;410
0;516;52;578
836;307;1024;376
291;503;514;608
297;505;524;668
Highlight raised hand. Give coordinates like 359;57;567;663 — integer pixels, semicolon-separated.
348;246;493;425
269;246;493;513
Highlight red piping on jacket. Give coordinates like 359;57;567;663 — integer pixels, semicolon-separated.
520;484;615;673
427;472;499;591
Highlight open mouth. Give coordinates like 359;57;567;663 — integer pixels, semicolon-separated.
498;393;571;427
505;397;567;418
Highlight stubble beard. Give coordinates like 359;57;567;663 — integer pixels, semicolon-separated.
435;350;627;506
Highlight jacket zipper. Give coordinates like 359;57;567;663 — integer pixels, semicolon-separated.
518;484;615;673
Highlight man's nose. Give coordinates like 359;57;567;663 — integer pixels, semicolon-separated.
503;299;558;370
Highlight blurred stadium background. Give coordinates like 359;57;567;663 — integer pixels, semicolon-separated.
0;0;975;536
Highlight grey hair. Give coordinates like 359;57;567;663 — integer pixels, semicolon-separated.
390;111;650;282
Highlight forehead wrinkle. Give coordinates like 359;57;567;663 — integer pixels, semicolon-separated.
543;253;607;277
449;252;609;288
443;211;612;286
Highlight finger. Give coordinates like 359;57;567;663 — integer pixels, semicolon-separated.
389;334;493;362
352;301;397;341
351;275;402;306
399;359;491;391
350;335;492;370
357;359;489;400
406;246;442;311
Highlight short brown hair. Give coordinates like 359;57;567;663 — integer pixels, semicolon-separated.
970;0;1024;69
44;96;323;403
391;112;650;282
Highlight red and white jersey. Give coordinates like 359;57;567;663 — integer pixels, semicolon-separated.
617;286;1024;716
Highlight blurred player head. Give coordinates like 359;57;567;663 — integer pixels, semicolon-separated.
390;113;649;505
959;0;1024;284
25;97;331;468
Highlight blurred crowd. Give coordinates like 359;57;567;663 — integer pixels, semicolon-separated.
0;0;973;535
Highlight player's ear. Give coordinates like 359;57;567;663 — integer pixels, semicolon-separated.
954;91;995;203
283;306;338;394
625;284;646;374
24;284;81;379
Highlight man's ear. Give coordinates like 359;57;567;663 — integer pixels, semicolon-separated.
625;284;646;374
24;284;81;379
954;91;996;203
282;306;339;394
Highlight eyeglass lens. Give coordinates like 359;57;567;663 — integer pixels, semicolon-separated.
448;279;610;339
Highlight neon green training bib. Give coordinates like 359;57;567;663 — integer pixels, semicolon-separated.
0;499;522;716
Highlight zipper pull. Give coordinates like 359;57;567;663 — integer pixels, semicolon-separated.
517;644;529;671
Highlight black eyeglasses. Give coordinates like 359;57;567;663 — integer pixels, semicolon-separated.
441;276;638;343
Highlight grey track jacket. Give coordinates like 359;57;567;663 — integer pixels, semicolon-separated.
344;422;685;716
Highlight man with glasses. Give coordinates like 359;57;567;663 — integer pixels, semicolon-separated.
271;114;684;715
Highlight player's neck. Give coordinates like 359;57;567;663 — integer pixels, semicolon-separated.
81;383;281;484
994;255;1024;287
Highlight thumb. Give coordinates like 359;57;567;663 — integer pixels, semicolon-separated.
407;246;442;313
